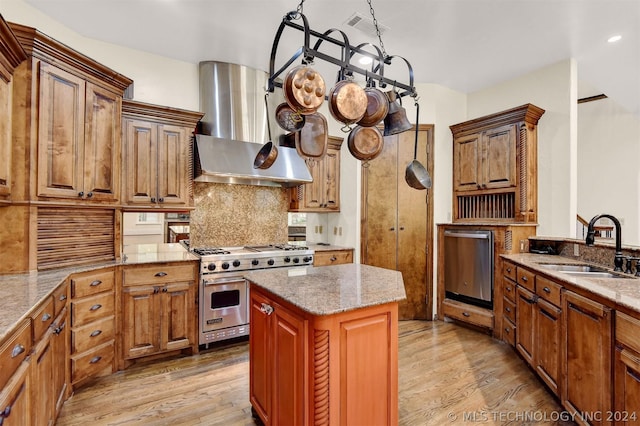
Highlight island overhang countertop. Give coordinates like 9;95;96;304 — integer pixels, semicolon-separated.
244;263;406;316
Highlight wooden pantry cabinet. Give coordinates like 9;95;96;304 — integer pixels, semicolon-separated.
450;104;544;223
289;136;342;212
8;22;132;205
122;100;203;210
120;262;198;365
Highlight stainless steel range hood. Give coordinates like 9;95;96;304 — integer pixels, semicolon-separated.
194;61;311;187
194;134;311;187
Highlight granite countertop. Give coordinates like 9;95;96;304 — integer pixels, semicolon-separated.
245;263;406;316
0;243;198;342
289;241;355;252
501;253;640;312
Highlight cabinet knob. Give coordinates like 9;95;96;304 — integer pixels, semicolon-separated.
59;294;67;301
400;226;405;231
11;344;25;358
505;307;511;313
89;304;102;311
462;312;470;317
543;287;551;293
159;197;164;203
521;276;528;282
86;192;93;198
390;227;395;231
78;191;84;197
89;356;102;364
151;197;156;203
90;329;102;338
90;280;102;287
155;272;168;277
162;287;168;292
42;313;51;322
260;303;274;316
330;256;337;262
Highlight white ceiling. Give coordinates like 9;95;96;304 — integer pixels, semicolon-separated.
24;0;640;115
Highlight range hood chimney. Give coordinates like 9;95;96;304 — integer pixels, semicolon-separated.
194;61;312;187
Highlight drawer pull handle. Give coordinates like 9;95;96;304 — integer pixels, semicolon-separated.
505;307;511;313
89;304;102;311
59;294;67;301
506;267;512;273
53;323;65;335
505;327;511;333
42;313;51;322
89;356;102;364
90;330;102;337
521;276;528;282
155;272;168;277
330;256;337;261
90;280;102;287
543;287;551;293
462;312;470;317
506;286;512;292
260;303;274;316
11;344;25;358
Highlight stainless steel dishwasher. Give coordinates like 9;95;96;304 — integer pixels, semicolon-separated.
443;229;494;309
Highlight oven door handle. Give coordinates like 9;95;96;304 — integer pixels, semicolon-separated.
203;277;246;286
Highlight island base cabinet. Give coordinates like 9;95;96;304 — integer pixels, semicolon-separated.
614;312;640;425
563;290;613;426
250;284;399;426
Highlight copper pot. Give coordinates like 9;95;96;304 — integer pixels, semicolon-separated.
328;80;368;130
347;125;384;161
283;65;326;115
357;87;389;127
383;91;413;136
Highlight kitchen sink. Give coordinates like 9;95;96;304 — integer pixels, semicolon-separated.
538;263;631;278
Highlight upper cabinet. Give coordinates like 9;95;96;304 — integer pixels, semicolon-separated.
0;16;27;204
288;136;342;212
450;104;544;223
121;100;203;210
8;22;133;205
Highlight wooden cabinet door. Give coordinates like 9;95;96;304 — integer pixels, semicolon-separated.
614;347;640;426
32;327;55;426
271;300;306;426
123;119;157;205
535;297;562;396
453;132;481;191
0;79;11;198
160;281;194;352
122;284;160;359
37;63;85;199
302;159;324;210
156;124;189;206
83;83;121;202
52;307;69;416
249;289;272;424
0;361;30;426
482;124;517;190
563;291;613;425
323;146;340;210
515;285;536;365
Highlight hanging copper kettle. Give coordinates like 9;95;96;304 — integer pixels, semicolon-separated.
383;91;412;136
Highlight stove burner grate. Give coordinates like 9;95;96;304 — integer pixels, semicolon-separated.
192;247;231;256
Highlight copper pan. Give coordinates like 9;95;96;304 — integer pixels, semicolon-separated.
357;86;389;127
347;125;383;161
275;102;305;132
283;65;326;115
328;80;368;131
295;112;328;160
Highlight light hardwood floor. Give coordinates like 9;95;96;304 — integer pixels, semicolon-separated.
57;320;573;425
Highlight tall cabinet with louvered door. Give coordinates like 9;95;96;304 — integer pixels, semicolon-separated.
121;100;203;210
361;125;434;320
450;104;544;223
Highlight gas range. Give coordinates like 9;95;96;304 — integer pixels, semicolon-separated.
191;243;314;275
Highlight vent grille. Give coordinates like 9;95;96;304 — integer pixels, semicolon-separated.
457;192;515;220
344;12;389;38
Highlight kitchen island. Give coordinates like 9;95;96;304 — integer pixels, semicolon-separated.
245;263;406;426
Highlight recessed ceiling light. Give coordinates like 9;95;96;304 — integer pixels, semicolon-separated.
607;35;622;43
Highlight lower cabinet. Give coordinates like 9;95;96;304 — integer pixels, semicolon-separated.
249;284;399;426
313;248;354;266
614;312;640;426
0;361;30;426
121;263;197;362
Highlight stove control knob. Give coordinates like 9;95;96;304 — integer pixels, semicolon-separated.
233;260;241;267
251;259;259;266
303;256;313;263
207;263;217;271
267;259;275;266
284;257;291;263
293;257;300;264
222;262;230;270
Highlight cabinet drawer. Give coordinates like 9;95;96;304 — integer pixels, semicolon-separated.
53;282;69;316
516;267;535;292
503;296;516;324
71;293;114;327
503;318;516;347
442;298;494;329
503;261;517;282
32;296;55;341
71;316;115;354
123;263;196;286
0;319;31;389
503;278;516;303
313;250;353;266
71;269;114;298
535;275;562;307
616;312;640;354
71;340;114;385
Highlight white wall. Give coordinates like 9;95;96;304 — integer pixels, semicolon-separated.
578;98;640;245
2;0;199;110
467;59;578;238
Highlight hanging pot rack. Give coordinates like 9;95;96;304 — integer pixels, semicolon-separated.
267;11;417;99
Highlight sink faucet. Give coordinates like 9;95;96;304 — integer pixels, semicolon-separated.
585;214;623;271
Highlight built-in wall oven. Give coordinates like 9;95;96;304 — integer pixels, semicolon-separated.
191;244;314;345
